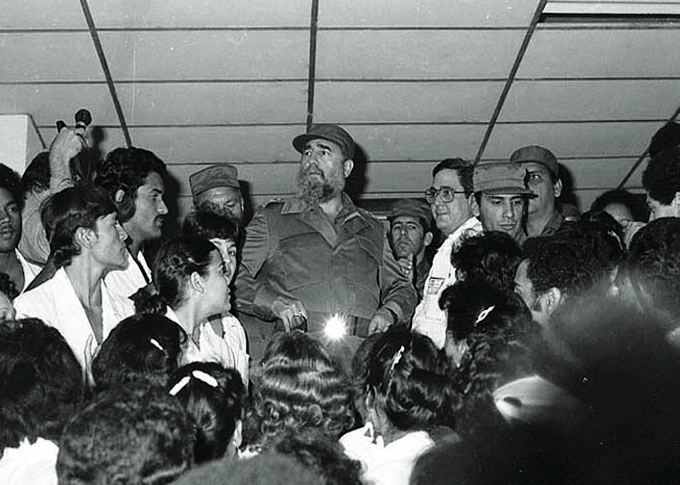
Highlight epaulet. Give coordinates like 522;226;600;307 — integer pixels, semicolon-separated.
257;198;285;211
355;206;382;227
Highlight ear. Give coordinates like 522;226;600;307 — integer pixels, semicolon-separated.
553;178;563;198
114;189;126;205
423;231;434;247
189;272;206;294
74;227;95;250
541;287;563;317
469;194;480;218
343;158;354;178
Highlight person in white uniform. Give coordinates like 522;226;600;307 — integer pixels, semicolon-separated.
14;185;129;377
412;158;481;349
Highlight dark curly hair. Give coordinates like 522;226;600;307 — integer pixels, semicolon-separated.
0;163;23;211
250;332;354;442
590;188;647;223
452;231;522;295
432;158;474;196
182;208;241;243
0;270;19;301
0;318;83;449
168;362;245;464
40;184;117;268
642;145;680;205
57;386;194;485
92;313;186;391
364;327;459;431
95;147;166;223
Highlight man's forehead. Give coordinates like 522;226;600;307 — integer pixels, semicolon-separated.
391;215;423;228
432;169;463;189
140;171;165;192
305;138;342;152
198;186;241;200
521;162;550;175
483;193;525;201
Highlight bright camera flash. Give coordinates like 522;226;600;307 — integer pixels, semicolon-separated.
324;314;346;340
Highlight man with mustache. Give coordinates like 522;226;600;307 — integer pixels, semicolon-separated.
235;124;416;356
94;147;169;316
189;163;245;224
387;199;433;299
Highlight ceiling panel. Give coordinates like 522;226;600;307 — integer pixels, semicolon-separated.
0;33;102;82
0;0;85;29
482;121;661;159
558;157;639;189
318;0;538;27
99;31;309;81
36;126;128;160
117;82;307;125
519;28;680;78
89;0;310;28
499;80;680;121
127;125;305;162
314;81;503;122
0;84;122;126
315;31;524;79
337;124;485;161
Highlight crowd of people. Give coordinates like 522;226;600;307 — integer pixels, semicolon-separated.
1;117;680;484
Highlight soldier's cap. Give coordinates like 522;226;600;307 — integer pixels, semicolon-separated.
388;199;433;231
509;145;559;177
292;124;355;159
473;162;536;197
189;164;240;198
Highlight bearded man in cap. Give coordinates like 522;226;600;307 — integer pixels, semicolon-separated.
509;145;563;237
388;199;433;299
190;163;244;223
235;124;416;351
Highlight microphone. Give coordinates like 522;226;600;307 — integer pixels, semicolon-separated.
55;108;92;132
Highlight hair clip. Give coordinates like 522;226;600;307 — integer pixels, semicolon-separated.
168;370;219;396
389;345;405;374
149;338;164;352
475;305;495;326
191;370;218;387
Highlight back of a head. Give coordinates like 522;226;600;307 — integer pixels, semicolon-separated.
589;188;647;223
626;217;680;312
170;453;322;485
96;147;167;223
93;313;186;390
452;231;522;294
642;145;680;206
58;386;194;485
40;184;117;268
365;327;458;431
260;330;335;370
20;151;50;197
649;121;680;159
167;362;245;464
0;318;83;448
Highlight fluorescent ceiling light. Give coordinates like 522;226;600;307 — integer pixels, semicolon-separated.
544;1;680;15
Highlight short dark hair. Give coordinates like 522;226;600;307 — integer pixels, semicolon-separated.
20;151;50;197
182;208;241;243
57;386;194;485
627;217;680;312
0;163;23;210
522;228;613;297
0;318;83;449
642;145;680;205
452;231;522;295
0;270;19;301
364;327;458;431
649;121;680;159
41;184;117;268
95;147;166;223
590;189;647;222
168;362;245;464
432;158;474;196
93;313;186;391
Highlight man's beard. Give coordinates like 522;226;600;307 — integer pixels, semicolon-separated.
296;165;344;207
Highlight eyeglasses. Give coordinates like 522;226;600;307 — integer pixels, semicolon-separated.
424;186;463;204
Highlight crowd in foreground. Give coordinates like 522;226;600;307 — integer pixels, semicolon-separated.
1;119;680;484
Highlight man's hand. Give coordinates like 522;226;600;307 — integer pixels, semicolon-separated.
368;307;397;334
271;298;308;332
50;125;89;163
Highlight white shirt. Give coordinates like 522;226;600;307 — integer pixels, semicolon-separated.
341;426;434;485
411;217;482;348
14;267;126;373
165;307;250;386
104;251;151;317
16;249;41;293
0;438;58;485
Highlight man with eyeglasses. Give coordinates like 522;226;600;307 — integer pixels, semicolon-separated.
412;158;482;349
